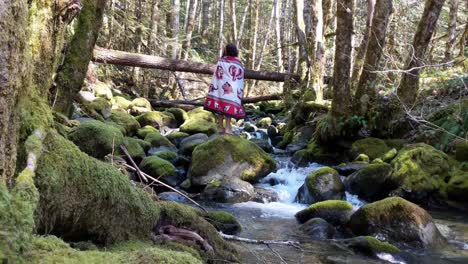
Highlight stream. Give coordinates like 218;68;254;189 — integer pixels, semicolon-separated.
202;130;468;264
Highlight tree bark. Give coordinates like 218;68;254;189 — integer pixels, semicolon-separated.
351;0;376;90
445;0;459;61
397;0;446;106
310;0;326;102
218;0;225;57
168;0;180;59
250;0;260;69
53;0;107;117
354;0;393;115
293;0;309;82
201;0;211;39
229;0;238;43
331;0;354;119
182;0;198;60
236;0;251;47
92;47;299;82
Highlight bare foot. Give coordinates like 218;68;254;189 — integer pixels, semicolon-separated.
224;129;234;135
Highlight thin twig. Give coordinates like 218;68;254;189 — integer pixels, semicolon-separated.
267;244;288;264
120;145;148;182
220;233;301;249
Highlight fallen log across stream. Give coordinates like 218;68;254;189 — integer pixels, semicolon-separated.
92;47;299;82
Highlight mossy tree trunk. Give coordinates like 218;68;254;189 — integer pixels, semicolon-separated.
445;0;458;61
354;0;393;116
397;0;445;106
53;0;107;117
331;0;354;120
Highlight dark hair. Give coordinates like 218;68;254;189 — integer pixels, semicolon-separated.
223;43;239;57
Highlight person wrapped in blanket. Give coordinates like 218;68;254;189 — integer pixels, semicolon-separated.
203;43;245;134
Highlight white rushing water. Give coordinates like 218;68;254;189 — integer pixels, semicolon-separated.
234;156;366;218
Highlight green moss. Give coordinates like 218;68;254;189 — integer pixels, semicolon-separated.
454;140;468;162
381;148;397;162
179;119;218;135
305;167;339;193
109;110;141;136
295;200;353;224
351;138;390;160
131;98;152;110
140;156;176;179
165;108;189;126
152;150;178;161
144;132;175;148
121;137;146;161
384;139;408;150
187;107;215;122
113;96;132;110
354;154;370;163
257;117;272;128
166;131;190;144
89;97;112;113
308;200;352;211
363;236;400;253
35;132;161;244
69;120;124;159
137;111;176;128
137;125;159;139
389;143;454;200
204;211;242;235
190;135;276;183
447;168;468;202
18;97;53;143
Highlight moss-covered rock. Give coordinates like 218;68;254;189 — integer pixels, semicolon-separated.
295;200;353;225
388;143;454;202
454;139;468;162
137;125;159;139
354;153;369;163
339;236;400;256
291;142;342;166
35;132;160;244
137;111;177;129
112;96;132;110
140;156;176;180
69;120;124;159
447;168;468;202
189;135;276;186
179;119;218;135
346;163;393;201
296;167;344;204
179;133;209;156
384;139;408;150
257;117;273;128
201;178;255;203
166;131;190;146
299;218;336;240
88;97;112;119
131;98;152;114
351;138;390;160
348;197;446;249
380;148;397;162
204;211;242;235
109;110;141;136
187;107;215;122
152;150;178;162
165;108;189;127
144;132;175;149
121;137;146;162
93;81;113;100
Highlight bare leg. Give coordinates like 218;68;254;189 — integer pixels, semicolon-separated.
225;117;233;134
217;115;225;133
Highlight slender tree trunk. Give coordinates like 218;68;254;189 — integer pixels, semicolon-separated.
458;20;468;58
201;0;211;39
218;0;225;57
293;0;309;82
331;0;354;119
168;0;180;59
354;0;393;115
351;0;376;90
236;0;251;47
53;0;107;117
251;0;260;69
397;0;446;106
183;0;191;32
255;4;275;70
445;0;459;61
182;0;198;59
148;0;159;53
275;0;284;84
229;0;238;43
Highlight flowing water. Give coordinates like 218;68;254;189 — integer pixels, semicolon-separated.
205;146;468;264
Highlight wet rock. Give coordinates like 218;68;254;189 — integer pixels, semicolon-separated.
299;218;336;240
201;178;254;203
136;111;177;129
189;135;276;186
295;200;353;225
78;91;96;103
267;125;279;138
251;187;279;203
249;138;273;153
159;192;190;203
165;108;188;127
345;163;393;201
348;197;446;249
179;133;209;156
334;163;368;176
204;211;242;235
351;137;390;160
338;236;400;256
295;167;345;204
244;122;257;132
166;131;190;147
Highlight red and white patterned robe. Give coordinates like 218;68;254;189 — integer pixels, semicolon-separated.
204;56;246;119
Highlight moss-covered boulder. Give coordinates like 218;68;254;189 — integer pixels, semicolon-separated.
339;236;400;256
351;138;390;160
130;98;152;115
189;135;276;186
93;81;113;100
249;138;274;153
447;168;468;202
295;200;353;225
201;178;255;203
295;167;345;204
299;218;336;240
137;111;177;129
348;197;446;249
140;156;176;181
88;97;112;119
179;133;209;156
187;107;215;122
152;150;178;162
454;140;468;162
112;96;132;110
165;108;189;127
257;117;272;128
204;211;242;235
166;131;190;146
144;132;176;149
179;119;218;135
354;154;369;163
292;142;343;166
380;148;397;162
345;163;393;201
137;125;159;139
69;120;124;159
121;137;146;162
109;110;141;136
388;143;453;202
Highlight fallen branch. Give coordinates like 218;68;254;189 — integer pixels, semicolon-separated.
120;145;148;182
220;233;301;249
121;163;208;213
151;225;214;252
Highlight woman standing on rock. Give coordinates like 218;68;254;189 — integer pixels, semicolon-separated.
204;43;246;134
